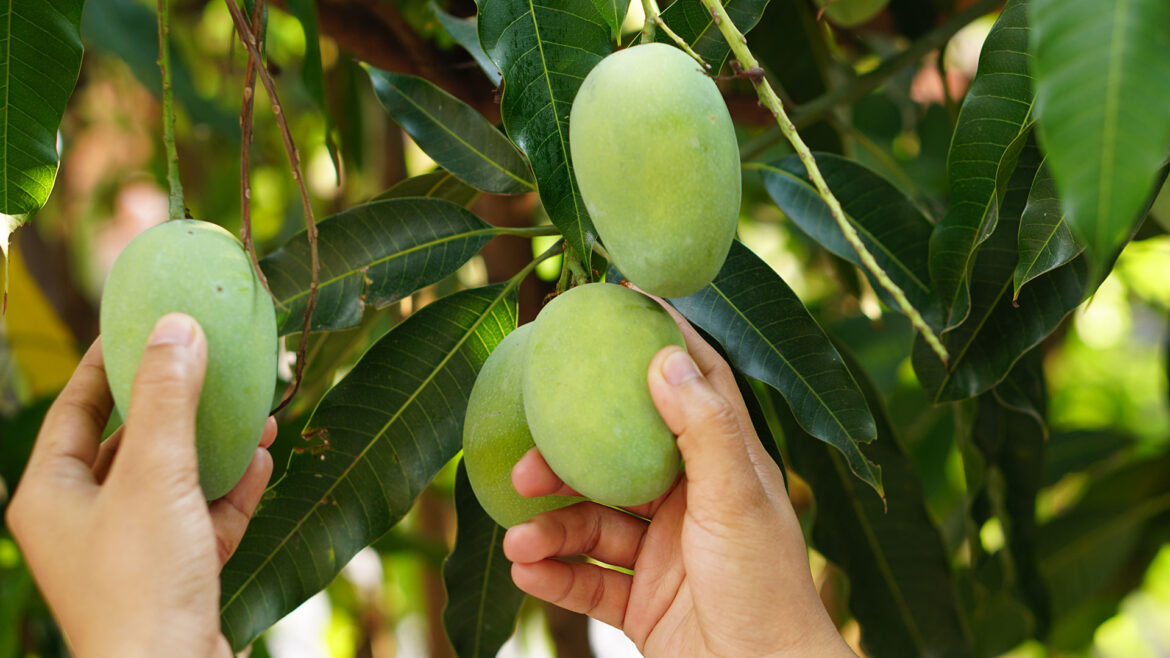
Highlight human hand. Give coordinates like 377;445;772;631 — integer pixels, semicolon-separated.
5;313;276;658
504;302;854;657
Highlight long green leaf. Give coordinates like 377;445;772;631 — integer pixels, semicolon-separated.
442;463;526;657
756;154;940;326
589;0;630;40
220;285;517;650
260;197;498;336
929;0;1034;329
669;241;881;494
1012;161;1081;299
286;0;340;182
372;170;479;207
656;0;772;70
0;0;84;216
1031;0;1170;282
478;0;611;264
434;7;502;86
365;66;535;195
772;350;971;658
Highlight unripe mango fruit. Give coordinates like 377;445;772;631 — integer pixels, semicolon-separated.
570;43;740;298
101;220;278;500
524;283;684;507
463;324;582;527
815;0;889;27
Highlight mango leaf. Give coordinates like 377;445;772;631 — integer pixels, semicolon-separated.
914;140;1089;403
929;0;1034;329
0;0;84;217
756;154;941;326
479;0;611;264
1012;161;1081;299
365;67;534;195
372;170;479;207
434;7;502;85
589;0;630;40
1031;0;1170;283
286;0;340;182
1043;430;1135;487
442;463;526;657
771;349;971;658
656;0;772;71
669;240;881;494
260;198;500;335
220;285;517;650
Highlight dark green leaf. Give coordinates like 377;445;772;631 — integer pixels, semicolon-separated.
286;0;340;182
669;241;881;494
479;0;611;264
772;350;971;658
365;67;535;195
1043;430;1135;487
1031;0;1170;282
756;154;940;326
260;198;499;335
372;170;479;207
656;0;771;71
929;0;1034;329
1012;161;1081;300
442;463;526;657
589;0;630;40
434;7;502;86
220;285;517;650
0;0;83;216
914;140;1089;403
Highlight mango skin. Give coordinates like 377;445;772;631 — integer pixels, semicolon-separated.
463;324;583;528
524;283;684;507
100;220;277;500
815;0;889;27
570;43;741;298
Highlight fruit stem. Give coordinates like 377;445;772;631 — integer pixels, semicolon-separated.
698;0;950;366
641;0;711;69
157;0;185;219
493;225;563;238
237;0;276;302
516;240;567;295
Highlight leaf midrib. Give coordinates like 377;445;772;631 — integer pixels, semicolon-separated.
1095;0;1128;248
2;0;13;207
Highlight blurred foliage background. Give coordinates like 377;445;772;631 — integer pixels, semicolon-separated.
2;0;1170;656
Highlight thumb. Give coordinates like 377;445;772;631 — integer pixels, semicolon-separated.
111;313;208;490
647;346;755;494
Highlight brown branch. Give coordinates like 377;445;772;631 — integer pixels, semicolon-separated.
225;0;319;414
239;0;274;299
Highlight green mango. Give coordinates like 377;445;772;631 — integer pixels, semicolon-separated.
570;43;741;298
463;323;582;527
524;283;684;507
101;220;277;500
815;0;889;27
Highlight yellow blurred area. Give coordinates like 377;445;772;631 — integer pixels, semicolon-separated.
2;239;81;397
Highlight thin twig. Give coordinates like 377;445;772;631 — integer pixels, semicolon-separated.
641;0;710;69
238;0;274;299
225;0;320;411
699;0;950;365
157;0;185;219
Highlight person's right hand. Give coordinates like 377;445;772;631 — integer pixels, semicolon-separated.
504;304;854;657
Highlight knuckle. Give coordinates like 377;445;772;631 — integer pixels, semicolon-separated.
696;394;740;434
586;574;607;615
55;396;109;432
215;532;237;565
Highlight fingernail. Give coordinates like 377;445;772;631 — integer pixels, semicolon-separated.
662;349;699;386
148;313;197;347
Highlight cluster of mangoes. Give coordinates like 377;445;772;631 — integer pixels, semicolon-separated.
463;43;741;526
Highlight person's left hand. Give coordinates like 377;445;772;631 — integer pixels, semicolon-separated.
5;313;276;658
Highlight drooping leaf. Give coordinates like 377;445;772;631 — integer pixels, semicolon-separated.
260;198;500;335
929;0;1034;329
589;0;630;40
478;0;612;264
656;0;772;71
220;285;517;650
365;67;535;195
372;170;479;207
442;463;526;657
756;154;941;326
669;241;881;494
1043;430;1135;487
0;0;84;216
1012;161;1081;299
1031;0;1170;283
771;350;971;658
434;7;502;85
914;140;1090;403
286;0;340;182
